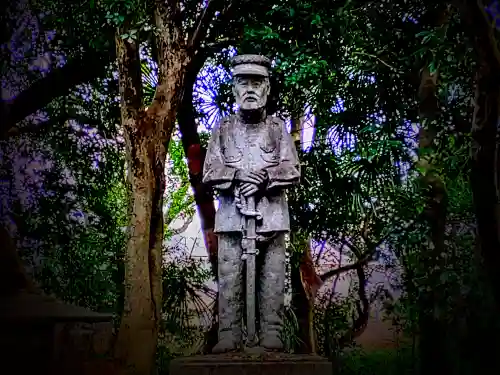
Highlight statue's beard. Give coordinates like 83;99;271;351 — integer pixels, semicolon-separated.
238;105;266;124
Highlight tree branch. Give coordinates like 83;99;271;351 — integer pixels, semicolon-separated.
1;47;113;136
314;240;328;267
463;0;500;68
319;223;399;283
338;265;370;348
115;33;143;119
188;0;219;50
205;37;236;52
145;0;187;132
319;252;371;282
169;215;194;236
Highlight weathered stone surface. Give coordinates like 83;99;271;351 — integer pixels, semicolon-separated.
170;353;333;375
202;54;301;353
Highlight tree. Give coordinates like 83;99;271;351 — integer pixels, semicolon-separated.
111;1;263;372
458;0;500;312
1;0;116;138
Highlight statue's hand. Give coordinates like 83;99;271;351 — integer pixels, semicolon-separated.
236;169;267;185
239;182;259;197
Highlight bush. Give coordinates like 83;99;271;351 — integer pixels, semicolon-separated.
337;346;415;375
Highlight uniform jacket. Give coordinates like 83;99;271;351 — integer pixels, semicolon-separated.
202;114;300;234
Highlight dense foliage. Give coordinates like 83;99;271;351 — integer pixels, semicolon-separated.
3;0;500;374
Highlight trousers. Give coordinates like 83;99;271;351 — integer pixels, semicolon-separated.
216;232;286;349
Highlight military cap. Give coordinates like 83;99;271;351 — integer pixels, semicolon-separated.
231;54;271;77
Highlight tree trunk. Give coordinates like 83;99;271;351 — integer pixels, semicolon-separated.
177;51;217;277
290;236;311;353
113;4;191;372
177;52;220;353
459;0;500;312
457;1;500;372
289;113;323;353
290;236;322;353
416;9;450;372
112;0;223;369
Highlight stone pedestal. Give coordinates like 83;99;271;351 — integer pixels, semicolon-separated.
169;352;332;375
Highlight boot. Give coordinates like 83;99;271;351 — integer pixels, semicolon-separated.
212;234;243;353
258;234;286;351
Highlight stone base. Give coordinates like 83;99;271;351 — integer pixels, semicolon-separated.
169;352;332;375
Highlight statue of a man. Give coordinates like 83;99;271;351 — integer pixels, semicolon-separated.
202;54;300;353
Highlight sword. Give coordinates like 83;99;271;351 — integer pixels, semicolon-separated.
239;195;261;348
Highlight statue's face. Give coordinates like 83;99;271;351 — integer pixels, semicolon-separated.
233;75;270;111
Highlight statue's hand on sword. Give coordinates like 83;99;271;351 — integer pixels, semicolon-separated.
236;169;267;184
236;169;267;197
239;182;259;197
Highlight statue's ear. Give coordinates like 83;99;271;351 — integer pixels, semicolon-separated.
265;80;271;95
232;82;238;98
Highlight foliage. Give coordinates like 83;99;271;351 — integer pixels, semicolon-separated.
161;253;213;341
4;0;500;373
315;291;354;356
280;305;302;352
337;347;415;375
1;61;127;311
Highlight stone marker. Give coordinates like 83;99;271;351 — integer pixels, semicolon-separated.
170;54;332;374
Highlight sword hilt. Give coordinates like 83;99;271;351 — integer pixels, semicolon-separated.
241;249;259;260
236;206;262;220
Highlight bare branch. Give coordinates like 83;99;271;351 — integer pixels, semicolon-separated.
314;238;328;267
338;265;370;347
1;46;113;136
319;223;399;283
319;251;371;282
351;51;403;73
188;0;218;50
170;215;194;236
205;37;236;52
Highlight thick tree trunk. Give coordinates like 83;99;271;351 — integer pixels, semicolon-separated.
416;12;450;372
289;113;323;353
457;1;500;372
290;237;321;353
176;52;220;353
113;3;191;371
115;135;165;375
177;52;217;276
458;0;500;312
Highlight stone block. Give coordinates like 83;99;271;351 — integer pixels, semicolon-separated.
169;353;332;375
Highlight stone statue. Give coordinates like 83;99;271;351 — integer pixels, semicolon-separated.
202;54;301;353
